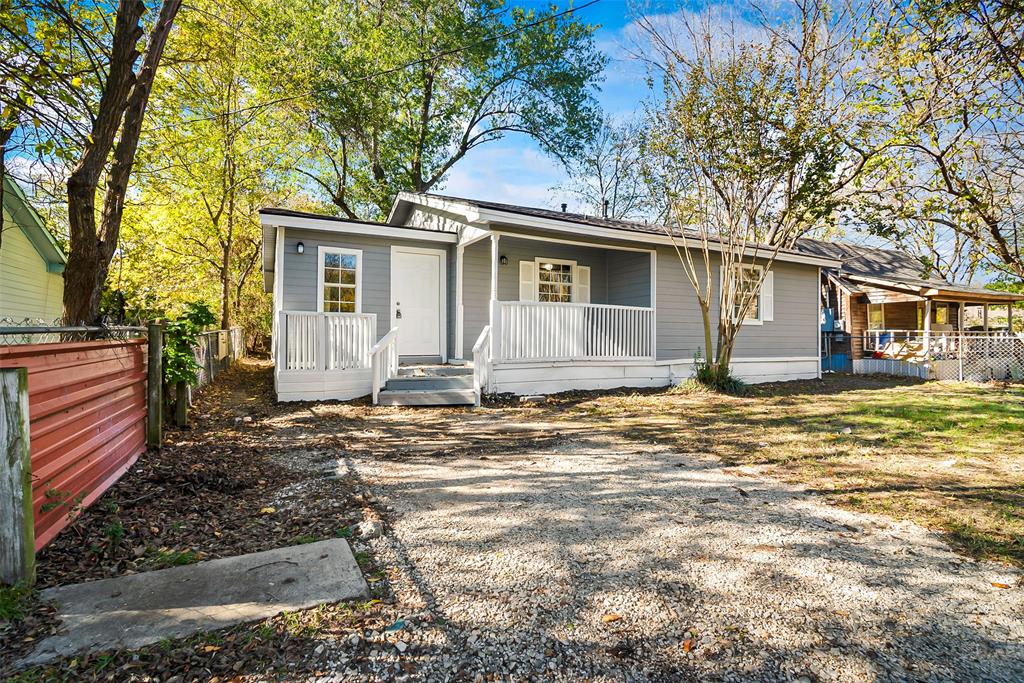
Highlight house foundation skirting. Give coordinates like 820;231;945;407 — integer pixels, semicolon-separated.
490;356;820;395
277;368;372;402
275;357;821;402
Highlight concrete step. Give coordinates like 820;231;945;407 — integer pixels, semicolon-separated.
396;365;473;378
377;387;476;406
385;374;473;391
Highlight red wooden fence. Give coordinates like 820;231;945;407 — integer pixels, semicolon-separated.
0;339;148;550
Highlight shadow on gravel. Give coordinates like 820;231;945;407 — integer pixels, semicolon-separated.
363;438;1023;682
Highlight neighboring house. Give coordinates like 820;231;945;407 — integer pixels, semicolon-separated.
260;193;838;404
0;177;65;321
798;239;1024;363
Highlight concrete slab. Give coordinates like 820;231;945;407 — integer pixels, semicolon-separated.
23;539;367;666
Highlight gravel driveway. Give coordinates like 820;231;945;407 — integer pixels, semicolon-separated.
341;433;1022;683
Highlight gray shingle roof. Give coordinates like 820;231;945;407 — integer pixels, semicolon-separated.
795;238;1021;300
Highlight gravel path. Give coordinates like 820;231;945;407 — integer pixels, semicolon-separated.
330;433;1023;683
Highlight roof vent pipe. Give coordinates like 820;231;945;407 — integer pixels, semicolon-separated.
561;203;567;212
602;199;609;219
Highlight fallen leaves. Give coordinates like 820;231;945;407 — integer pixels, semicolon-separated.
601;613;622;624
991;582;1011;589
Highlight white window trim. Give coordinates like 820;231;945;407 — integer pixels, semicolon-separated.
728;263;764;325
867;302;885;331
317;246;363;313
534;257;579;303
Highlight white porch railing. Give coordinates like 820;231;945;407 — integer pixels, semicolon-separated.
862;329;1017;359
279;311;376;371
472;325;492;405
370;327;399;404
494;301;654;362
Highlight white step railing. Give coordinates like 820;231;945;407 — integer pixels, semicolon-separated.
472;325;491;405
370;327;399;404
279;311;376;371
494;301;654;362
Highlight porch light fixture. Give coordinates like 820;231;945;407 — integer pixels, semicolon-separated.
296;241;304;254
500;255;508;265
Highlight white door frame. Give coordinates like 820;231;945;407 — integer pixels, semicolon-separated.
390;245;448;362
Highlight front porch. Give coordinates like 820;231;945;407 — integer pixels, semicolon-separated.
274;231;660;404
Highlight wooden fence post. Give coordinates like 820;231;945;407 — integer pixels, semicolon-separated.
147;322;164;449
1;367;35;585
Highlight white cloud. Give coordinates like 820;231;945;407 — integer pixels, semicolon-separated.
438;137;570;209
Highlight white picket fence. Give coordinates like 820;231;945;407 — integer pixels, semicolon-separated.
495;301;654;362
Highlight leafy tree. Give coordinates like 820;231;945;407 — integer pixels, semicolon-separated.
854;0;1024;281
639;1;876;387
0;0;183;324
255;0;606;219
122;0;294;333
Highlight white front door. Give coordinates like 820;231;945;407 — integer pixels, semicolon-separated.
392;247;445;358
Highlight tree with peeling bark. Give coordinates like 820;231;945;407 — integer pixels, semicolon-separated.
638;1;877;388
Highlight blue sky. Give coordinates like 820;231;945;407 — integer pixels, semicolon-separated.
443;0;648;210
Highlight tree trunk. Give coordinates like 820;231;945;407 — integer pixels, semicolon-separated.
62;0;182;325
220;243;231;330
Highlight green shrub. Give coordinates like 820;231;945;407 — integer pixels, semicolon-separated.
691;348;748;395
163;302;217;387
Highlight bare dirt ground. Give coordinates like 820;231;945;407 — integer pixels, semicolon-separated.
5;361;1023;682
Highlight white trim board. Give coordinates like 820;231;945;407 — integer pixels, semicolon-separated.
392;193;839;268
317;246;363;313
490;357;819;395
262;213;458;242
491;229;655;254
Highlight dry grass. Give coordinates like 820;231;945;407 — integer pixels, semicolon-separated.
523;375;1024;566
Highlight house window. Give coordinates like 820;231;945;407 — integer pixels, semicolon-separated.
916;302;949;328
536;259;574;303
729;265;762;322
318;247;361;313
867;303;884;330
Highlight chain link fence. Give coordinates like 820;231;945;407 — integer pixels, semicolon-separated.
0;317;147;346
193;327;245;388
850;331;1024;382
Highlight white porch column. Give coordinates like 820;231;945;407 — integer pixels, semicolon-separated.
489;234;501;361
490;234;500;301
455;245;464;360
1009;303;1015;332
923;298;932;360
983;304;990;331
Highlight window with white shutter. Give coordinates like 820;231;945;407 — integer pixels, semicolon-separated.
519;261;536;301
576;266;591;303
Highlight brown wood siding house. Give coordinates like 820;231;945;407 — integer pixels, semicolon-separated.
797;240;1024;360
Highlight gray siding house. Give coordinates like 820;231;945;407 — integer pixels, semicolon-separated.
260;193;839;404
